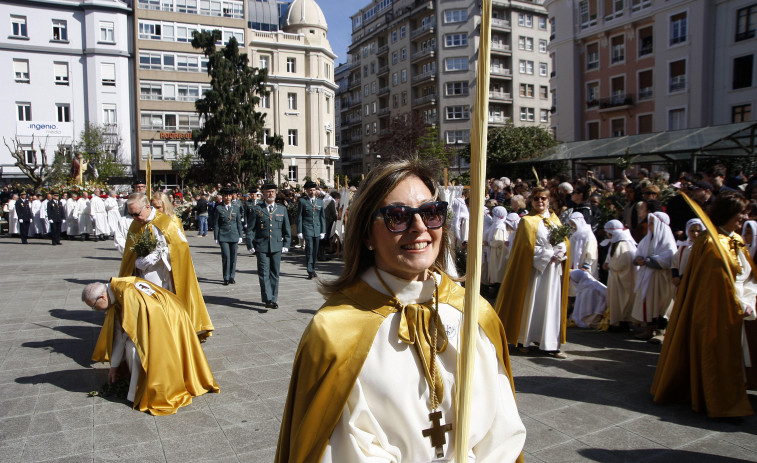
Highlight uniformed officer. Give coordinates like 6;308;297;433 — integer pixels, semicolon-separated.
15;191;33;244
243;187;261;255
47;190;65;245
214;188;244;285
297;181;326;279
247;183;291;309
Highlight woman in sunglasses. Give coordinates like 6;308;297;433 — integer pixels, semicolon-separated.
276;158;526;463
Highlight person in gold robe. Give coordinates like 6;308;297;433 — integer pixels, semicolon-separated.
276;159;525;463
493;187;571;359
121;193;213;338
87;277;219;415
651;192;757;418
151;191;183;230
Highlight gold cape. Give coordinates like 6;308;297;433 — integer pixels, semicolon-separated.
275;274;523;463
493;211;571;344
91;277;219;415
119;210;213;337
651;231;756;417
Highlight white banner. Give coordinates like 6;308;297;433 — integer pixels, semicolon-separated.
16;121;73;138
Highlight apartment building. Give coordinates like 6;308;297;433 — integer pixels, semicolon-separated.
337;0;551;174
247;0;338;186
546;0;756;143
0;0;134;181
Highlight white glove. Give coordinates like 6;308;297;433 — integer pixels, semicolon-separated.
282;247;288;253
319;233;325;240
18;220;23;223
135;253;159;270
238;238;243;244
297;233;303;240
49;220;54;224
250;247;255;253
215;240;219;244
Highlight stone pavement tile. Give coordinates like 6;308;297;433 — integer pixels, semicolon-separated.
204;381;265;406
204;326;255;347
646;434;757;462
262;396;286;422
530;437;617;462
523;451;546;462
208;399;276;427
154;408;220;440
34;454;95;463
255;338;299;364
0;396;37;420
160;429;236;462
246;377;291;401
0;438;25;463
514;391;571;417
529;403;618;439
236;446;277;463
19;428;93;462
578;426;666;455
28;406;93;436
2;380;41;401
0;414;32;441
568;400;646;427
94;439;166;462
620;415;718;449
236;324;290;343
222;418;281;454
94;417;160;451
721;430;757;455
93;400;157;426
520;415;574;454
36;390;97;413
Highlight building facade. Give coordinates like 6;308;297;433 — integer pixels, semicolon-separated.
546;0;756;143
0;0;134;182
336;0;551;176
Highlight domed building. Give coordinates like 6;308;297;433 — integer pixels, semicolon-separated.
248;0;338;187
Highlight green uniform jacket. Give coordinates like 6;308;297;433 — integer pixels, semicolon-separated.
213;203;244;242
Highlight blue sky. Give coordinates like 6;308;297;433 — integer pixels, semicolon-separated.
317;0;367;65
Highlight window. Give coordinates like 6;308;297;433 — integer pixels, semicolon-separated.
101;63;116;86
446;106;470;120
371;102;376;114
587;121;599;140
631;0;651;12
401;91;407;105
638;114;653;133
604;0;624;20
445;34;467;48
445;57;468;71
736;5;757;41
539;62;548;76
392;72;398;86
392;52;398;64
288;165;298;182
365;124;370;135
371;82;376;93
519;60;534;74
52;19;67;41
539;39;547;53
260;93;270;109
259;56;269;69
400;26;406;38
638;26;653;57
638;69;653;100
549;17;555;40
586;82;599;107
103;104;116;124
611;118;625;137
445;9;467;23
326;96;331;114
56;103;70;122
733;55;754;89
364;85;369;97
446;81;468;96
586;43;599;70
288;129;298;146
670;12;687;46
401;48;407;60
286;57;296;72
54;62;69;85
401;69;407;82
287;93;297;110
579;0;598;29
540;85;548;99
13;59;29;83
539;16;547;30
519;107;535;121
611;75;626;104
17;102;31;121
393;94;399;108
518;36;533;51
23;148;36;164
99;21;115;42
392;30;397;42
540;109;549;123
732;104;751;123
518;13;533;27
520;84;534;97
445;130;470;144
669;59;687;92
668;108;686;130
610;35;625;64
140;81;161;100
11;16;27;38
365;104;369;116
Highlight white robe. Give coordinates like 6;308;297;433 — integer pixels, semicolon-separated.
105;197;120;235
90;195;110;236
6;199;18;235
39;199;50;234
75;198;93;235
488;227;509;285
606;240;637;325
30;199;41;237
569;270;607;328
517;217;567;352
735;249;757;369
105;286;140;402
134;208;186;291
114;216;133;254
65;198;79;236
323;268;526;463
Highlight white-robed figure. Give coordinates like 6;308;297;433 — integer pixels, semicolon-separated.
632;211;677;339
30;195;42;237
114;216;134;254
741;220;757;261
569;269;607;328
104;191;120;236
602;220;637;329
450;196;469;249
90;189;111;239
671;218;704;289
486;206;508;285
133;207;178;290
65;193;80;237
75;194;93;238
568;212;598;297
481;206;493;285
39;195;50;235
6;194;19;235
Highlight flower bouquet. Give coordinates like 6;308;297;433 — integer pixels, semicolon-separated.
548;222;574;246
129;228;159;257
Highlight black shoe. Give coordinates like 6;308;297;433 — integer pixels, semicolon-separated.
223;280;229;286
229;278;235;284
269;302;278;309
264;301;271;308
307;273;313;280
311;272;317;279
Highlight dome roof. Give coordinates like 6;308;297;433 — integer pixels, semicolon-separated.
284;0;328;32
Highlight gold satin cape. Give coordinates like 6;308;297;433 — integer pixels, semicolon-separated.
275;274;523;463
651;231;756;417
119;210;213;337
91;277;219;415
493;211;571;344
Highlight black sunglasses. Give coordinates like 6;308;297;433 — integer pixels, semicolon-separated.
129;205;147;218
373;201;448;233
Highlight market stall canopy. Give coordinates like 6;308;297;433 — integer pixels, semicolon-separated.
526;122;757;164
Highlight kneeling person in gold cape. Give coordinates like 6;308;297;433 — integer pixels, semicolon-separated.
87;277;219;415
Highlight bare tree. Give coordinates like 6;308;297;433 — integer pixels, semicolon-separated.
3;135;50;188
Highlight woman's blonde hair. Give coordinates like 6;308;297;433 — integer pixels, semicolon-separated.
318;158;451;298
151;191;176;217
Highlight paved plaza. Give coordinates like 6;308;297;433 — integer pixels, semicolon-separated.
0;234;755;462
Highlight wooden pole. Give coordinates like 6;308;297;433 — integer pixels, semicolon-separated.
444;168;449;188
455;0;491;457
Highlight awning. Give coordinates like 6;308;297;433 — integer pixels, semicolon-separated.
527;122;757;164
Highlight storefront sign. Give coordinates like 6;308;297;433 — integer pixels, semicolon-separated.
16;121;73;137
159;132;193;140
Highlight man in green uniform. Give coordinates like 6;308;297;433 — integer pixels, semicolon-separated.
214;188;244;285
297;181;326;279
247;183;291;309
244;187;261;255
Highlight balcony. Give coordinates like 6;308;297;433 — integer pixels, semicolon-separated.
489;116;511;125
598;93;634;111
638;87;653;100
411;46;436;63
586;99;599;109
491;42;511;55
378;107;391;117
669;76;686;92
377;44;389;56
377;86;390;96
411;69;437;85
377;65;389;75
324;146;339;156
489;91;512;102
490;68;512;79
410;23;434;40
413;94;437;106
348;78;361;90
492;18;511;31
